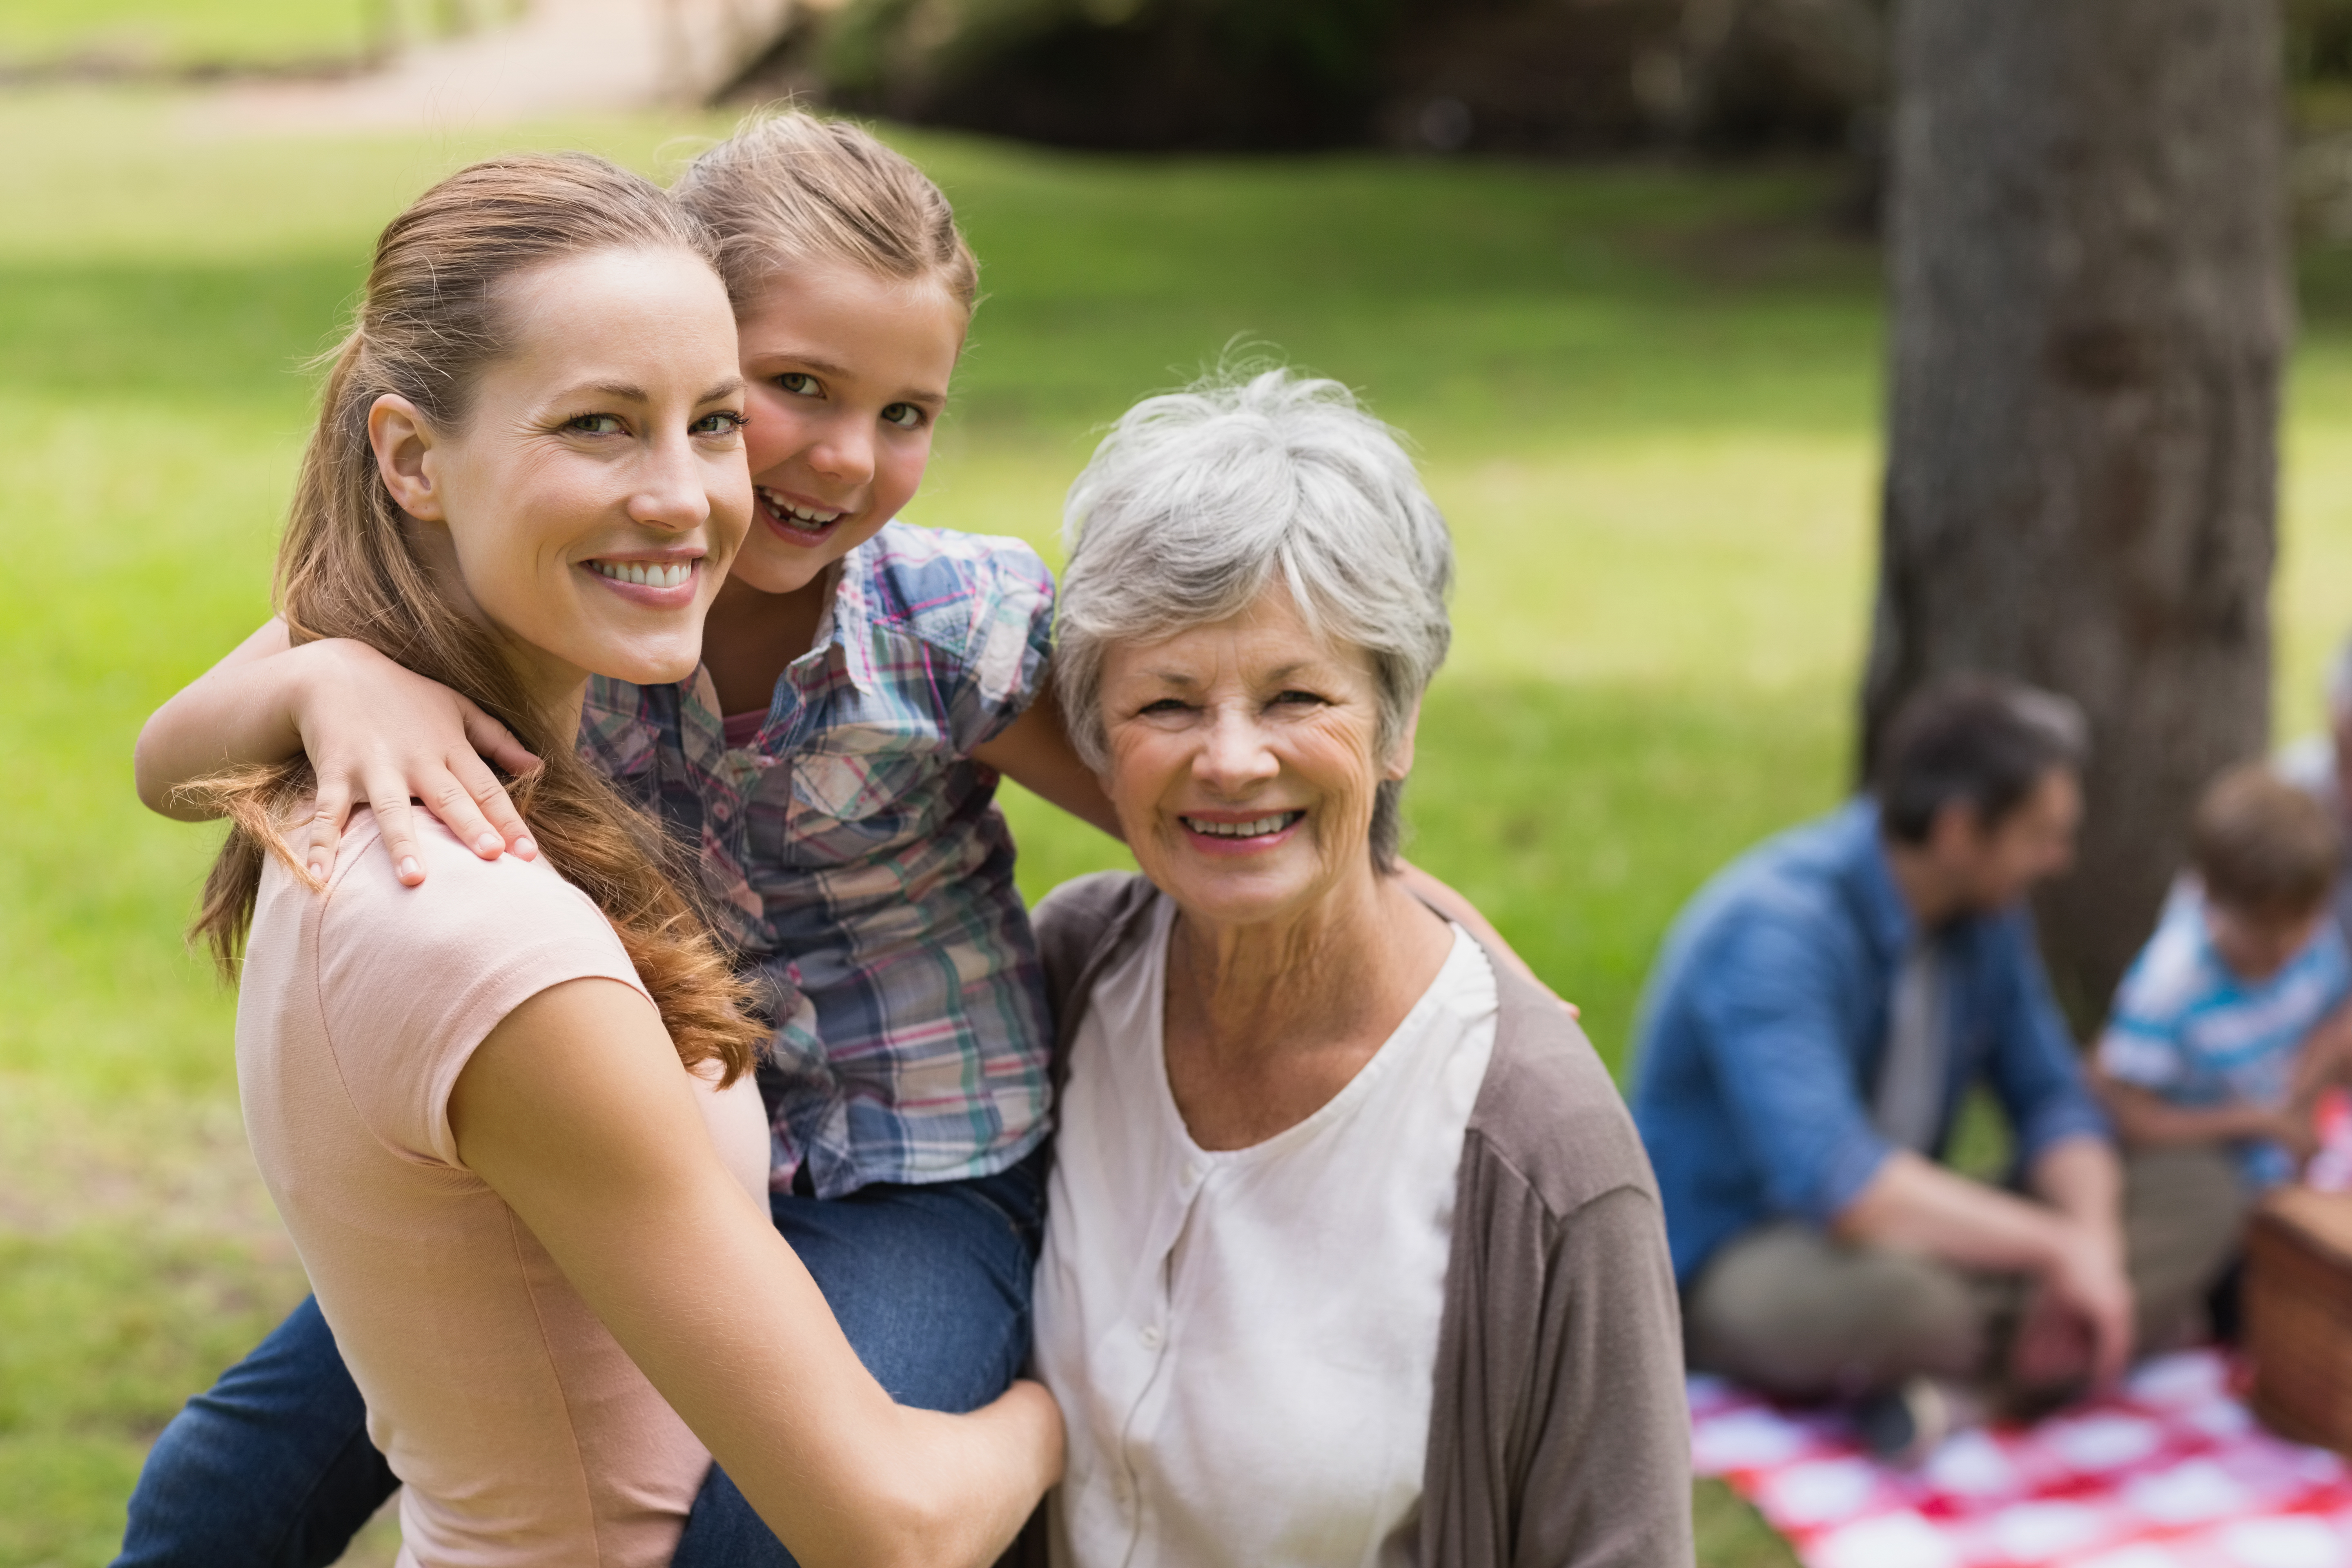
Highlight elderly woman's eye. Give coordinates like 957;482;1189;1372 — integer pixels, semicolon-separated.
1273;690;1327;706
777;373;821;398
565;413;627;436
1138;697;1190;716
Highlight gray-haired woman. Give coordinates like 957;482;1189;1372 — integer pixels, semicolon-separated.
1023;370;1693;1567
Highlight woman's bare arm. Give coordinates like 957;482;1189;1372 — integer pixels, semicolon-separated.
134;619;539;885
450;980;1062;1568
969;678;1126;839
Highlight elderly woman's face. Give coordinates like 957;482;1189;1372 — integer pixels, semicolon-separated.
1098;587;1406;927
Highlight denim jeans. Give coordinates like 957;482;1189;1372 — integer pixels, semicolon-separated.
114;1147;1048;1567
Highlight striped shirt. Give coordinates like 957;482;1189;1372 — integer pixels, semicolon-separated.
2097;878;2352;1189
579;523;1057;1196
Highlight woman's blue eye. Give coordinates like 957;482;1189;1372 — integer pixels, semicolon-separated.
692;410;747;436
777;373;821;397
566;413;626;435
882;402;925;429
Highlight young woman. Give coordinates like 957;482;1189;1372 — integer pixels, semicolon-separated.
127;116;1091;1565
145;150;1058;1566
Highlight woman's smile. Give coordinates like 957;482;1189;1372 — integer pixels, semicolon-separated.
1176;808;1308;853
584;551;705;604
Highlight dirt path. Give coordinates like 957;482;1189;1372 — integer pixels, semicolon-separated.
197;0;796;135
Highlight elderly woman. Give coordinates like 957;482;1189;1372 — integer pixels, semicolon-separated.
1025;370;1693;1568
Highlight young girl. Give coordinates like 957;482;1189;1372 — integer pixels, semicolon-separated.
128;111;1091;1568
131;147;1058;1566
128;111;1524;1565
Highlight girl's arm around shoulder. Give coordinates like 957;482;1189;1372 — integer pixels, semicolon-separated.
450;979;1062;1568
969;675;1125;839
134;617;539;886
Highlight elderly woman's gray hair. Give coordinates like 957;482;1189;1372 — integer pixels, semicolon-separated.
1055;368;1455;870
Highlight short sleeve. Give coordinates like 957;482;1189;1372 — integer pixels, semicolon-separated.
313;815;648;1169
944;539;1056;756
2095;900;2207;1092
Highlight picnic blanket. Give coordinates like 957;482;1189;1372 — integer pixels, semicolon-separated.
1690;1351;2352;1568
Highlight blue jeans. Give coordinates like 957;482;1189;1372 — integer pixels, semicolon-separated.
115;1149;1047;1567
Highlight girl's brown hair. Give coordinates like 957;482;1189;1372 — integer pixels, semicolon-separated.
187;152;764;1084
672;108;978;313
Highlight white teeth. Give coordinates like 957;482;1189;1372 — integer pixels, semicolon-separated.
760;487;845;527
1184;813;1298;838
591;560;692;589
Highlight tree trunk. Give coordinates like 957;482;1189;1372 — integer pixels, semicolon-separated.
1865;0;2290;1028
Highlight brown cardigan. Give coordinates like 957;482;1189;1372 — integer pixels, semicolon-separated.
1009;872;1694;1568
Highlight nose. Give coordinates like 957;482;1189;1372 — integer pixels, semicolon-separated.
628;429;715;534
804;408;876;490
1192;705;1279;794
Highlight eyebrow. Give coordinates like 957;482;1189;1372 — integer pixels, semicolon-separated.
1138;661;1327;687
561;377;746;405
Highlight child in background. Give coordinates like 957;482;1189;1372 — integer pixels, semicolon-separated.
2096;763;2352;1194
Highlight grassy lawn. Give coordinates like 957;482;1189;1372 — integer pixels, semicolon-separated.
7;73;2352;1568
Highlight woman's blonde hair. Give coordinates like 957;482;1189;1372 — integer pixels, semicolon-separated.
673;108;978;313
187;152;764;1085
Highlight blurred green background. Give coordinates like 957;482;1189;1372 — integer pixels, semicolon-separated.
9;8;2352;1568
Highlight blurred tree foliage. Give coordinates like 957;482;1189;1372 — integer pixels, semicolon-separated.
748;0;2352;158
752;0;1887;154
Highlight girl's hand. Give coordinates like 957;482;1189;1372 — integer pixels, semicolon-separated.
289;639;541;886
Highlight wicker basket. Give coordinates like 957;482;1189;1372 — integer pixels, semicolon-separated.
2245;1185;2352;1452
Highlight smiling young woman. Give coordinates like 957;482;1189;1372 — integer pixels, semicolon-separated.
136;153;1060;1568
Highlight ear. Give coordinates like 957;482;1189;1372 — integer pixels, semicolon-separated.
368;394;446;522
1927;796;1986;860
1383;697;1423;782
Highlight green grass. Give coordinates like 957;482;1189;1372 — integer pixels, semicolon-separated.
9;76;2352;1568
0;0;374;72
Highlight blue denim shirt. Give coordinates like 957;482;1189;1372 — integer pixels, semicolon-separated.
1628;798;2111;1287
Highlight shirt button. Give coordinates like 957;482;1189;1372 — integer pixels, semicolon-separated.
1139;1324;1162;1349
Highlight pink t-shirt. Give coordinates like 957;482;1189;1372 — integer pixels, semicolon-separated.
236;810;769;1568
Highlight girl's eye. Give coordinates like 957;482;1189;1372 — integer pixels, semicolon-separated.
691;410;747;437
881;402;926;430
565;413;627;436
776;373;821;398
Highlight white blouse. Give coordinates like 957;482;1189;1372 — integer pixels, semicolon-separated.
1033;900;1499;1568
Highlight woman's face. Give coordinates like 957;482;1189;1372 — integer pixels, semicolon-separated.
729;261;967;597
1098;587;1410;929
374;245;751;707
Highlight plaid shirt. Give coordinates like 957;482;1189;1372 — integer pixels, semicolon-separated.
579;524;1057;1196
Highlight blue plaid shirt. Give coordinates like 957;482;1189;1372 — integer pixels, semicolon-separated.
580;523;1057;1196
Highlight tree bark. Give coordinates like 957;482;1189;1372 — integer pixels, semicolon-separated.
1866;0;2290;1027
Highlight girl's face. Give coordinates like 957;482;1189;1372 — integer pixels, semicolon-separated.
371;245;751;714
730;259;967;596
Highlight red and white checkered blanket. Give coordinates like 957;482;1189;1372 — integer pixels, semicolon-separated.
1690;1351;2352;1567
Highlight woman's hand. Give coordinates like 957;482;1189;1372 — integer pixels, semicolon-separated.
134;619;541;886
286;639;540;886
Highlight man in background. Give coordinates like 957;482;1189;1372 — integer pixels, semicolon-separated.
1630;679;2243;1457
